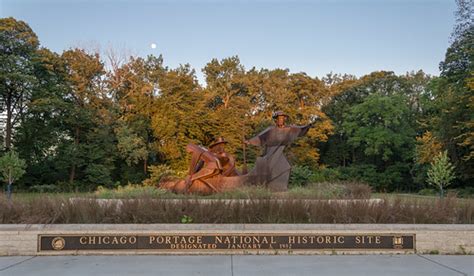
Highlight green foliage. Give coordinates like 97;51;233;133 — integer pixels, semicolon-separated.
418;188;438;196
0;17;39;150
311;165;410;192
0;151;26;185
320;71;431;192
343;94;415;162
95;184;169;199
427;151;456;197
29;184;60;193
142;164;178;186
289;165;314;187
180;215;193;224
91;183;371;200
424;2;473;184
115;124;148;166
286;182;363;199
451;187;474;198
310;168;342;183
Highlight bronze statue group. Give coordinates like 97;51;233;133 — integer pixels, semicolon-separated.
160;111;313;195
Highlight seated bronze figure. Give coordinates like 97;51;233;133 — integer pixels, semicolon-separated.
159;137;242;195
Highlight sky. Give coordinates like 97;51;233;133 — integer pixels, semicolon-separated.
1;0;457;84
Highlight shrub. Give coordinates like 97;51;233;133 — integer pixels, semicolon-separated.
29;184;60;193
330;164;411;192
452;187;474;198
285;181;371;199
95;184;170;199
180;215;193;224
289;165;314;187
343;181;372;199
142;164;178;186
418;188;438;196
286;183;344;199
310;168;342;183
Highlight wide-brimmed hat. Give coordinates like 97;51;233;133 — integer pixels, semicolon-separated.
209;137;228;148
272;110;289;119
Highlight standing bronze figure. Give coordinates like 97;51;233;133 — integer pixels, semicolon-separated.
245;111;312;191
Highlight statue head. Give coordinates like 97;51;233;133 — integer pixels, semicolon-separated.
209;137;227;153
272;110;289;128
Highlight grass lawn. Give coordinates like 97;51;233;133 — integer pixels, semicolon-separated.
372;192;474;204
8;185;473;203
8;182;373;201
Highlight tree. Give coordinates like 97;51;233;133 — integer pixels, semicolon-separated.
110;55;165;175
0;17;39;150
203;56;254;161
14;48;71;188
151;64;208;170
415;131;443;164
319;74;359;167
343;94;415;163
427;0;473;184
320;70;434;191
285;72;333;167
60;48;117;188
115;124;148;167
427;151;456;197
340;94;416;191
0;151;26;199
321;71;407;168
203;56;245;109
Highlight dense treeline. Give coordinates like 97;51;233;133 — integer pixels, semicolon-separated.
0;3;472;193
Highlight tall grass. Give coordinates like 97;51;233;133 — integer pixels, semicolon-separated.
0;194;472;224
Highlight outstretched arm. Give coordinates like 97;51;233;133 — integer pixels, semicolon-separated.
245;136;261;146
244;127;272;146
294;123;313;137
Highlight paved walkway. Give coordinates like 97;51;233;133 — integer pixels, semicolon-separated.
0;255;472;275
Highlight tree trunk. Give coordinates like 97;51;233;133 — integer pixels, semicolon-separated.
299;99;305;109
224;95;230;109
5;94;12;150
340;134;346;167
7;169;12;200
143;157;148;174
69;164;76;184
69;127;80;184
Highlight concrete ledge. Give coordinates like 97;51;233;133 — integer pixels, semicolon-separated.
0;224;472;256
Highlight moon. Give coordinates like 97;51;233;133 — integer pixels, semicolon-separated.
150;43;157;49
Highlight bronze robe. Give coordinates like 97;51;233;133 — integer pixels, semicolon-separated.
247;125;311;191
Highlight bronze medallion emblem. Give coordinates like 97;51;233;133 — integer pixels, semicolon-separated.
393;236;404;249
51;237;65;250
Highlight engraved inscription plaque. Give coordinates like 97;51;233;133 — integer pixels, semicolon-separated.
38;234;415;252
